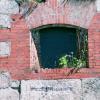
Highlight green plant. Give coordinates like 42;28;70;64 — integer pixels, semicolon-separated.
58;55;68;68
71;57;86;68
58;28;88;68
58;53;86;68
79;29;88;67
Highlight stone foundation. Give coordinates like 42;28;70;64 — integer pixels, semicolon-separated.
0;72;100;100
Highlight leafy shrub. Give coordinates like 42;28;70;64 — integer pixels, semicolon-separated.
58;52;86;68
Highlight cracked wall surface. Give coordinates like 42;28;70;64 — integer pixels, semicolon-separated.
0;72;100;100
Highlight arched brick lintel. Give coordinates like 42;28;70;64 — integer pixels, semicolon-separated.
27;15;91;30
29;20;86;30
26;0;96;30
30;24;85;31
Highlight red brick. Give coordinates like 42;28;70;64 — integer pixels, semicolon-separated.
0;4;100;80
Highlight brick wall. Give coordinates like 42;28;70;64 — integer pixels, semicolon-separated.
88;13;100;68
0;0;100;79
0;15;30;79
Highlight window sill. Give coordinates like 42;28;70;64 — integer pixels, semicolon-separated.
12;67;100;80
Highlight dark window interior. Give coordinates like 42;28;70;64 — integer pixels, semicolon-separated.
39;27;78;68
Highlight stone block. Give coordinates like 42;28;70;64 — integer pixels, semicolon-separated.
21;79;82;100
0;72;11;89
82;78;100;100
0;42;11;57
11;80;20;89
96;0;100;12
0;88;19;100
0;0;19;28
0;0;19;14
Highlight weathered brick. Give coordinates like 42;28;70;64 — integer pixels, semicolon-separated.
0;0;100;79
